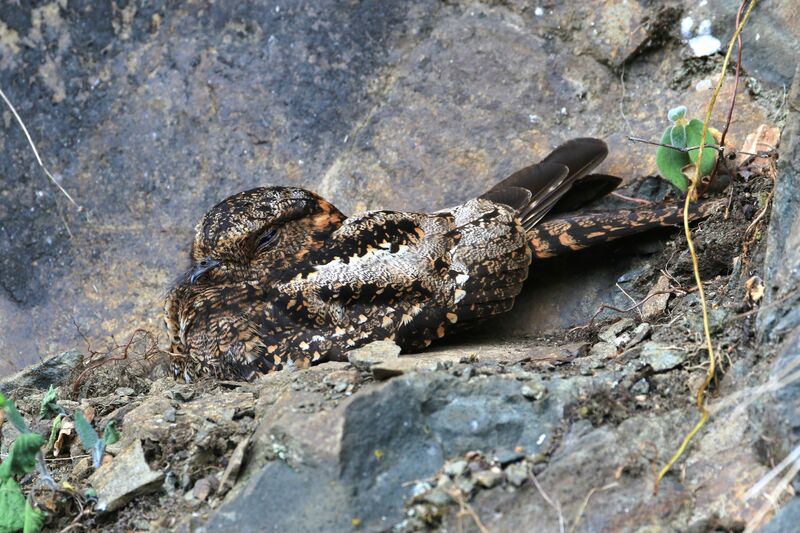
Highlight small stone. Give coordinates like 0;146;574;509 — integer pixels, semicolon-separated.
164;407;177;423
322;369;359;392
132;519;150;531
631;378;650;395
689;34;721;57
474;467;503;489
115;387;135;397
166;385;195;402
435;475;454;489
192;477;217;501
218;437;249;496
627;323;651;348
493;449;525;467
640;342;689;371
411;482;433;498
455;477;475;494
444;460;468;477
346;340;401;371
520;382;545;400
71;456;92;480
589;342;617;359
642;275;671;319
505;462;528;487
88;439;164;512
423;489;453;506
598;318;635;343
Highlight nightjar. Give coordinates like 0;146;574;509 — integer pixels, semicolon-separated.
165;138;713;382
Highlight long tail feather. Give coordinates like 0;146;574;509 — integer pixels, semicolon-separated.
527;200;722;259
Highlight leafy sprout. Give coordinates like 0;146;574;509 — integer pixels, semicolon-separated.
655;105;718;192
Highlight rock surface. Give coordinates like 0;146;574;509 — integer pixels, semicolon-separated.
88;439;164;512
0;1;798;532
0;0;774;372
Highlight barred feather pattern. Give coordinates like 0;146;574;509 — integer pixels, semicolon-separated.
164;138;715;382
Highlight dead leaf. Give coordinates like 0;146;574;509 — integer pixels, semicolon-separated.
745;275;765;305
53;417;75;457
738;124;780;166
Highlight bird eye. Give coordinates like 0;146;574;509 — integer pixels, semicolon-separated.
255;227;279;252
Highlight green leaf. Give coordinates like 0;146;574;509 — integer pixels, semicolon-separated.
91;440;106;470
23;500;45;533
667;105;687;123
2;396;30;435
38;386;59;420
45;415;63;452
102;421;120;446
0;434;45;481
655;126;690;192
0;478;26;532
670;123;688;149
686;119;718;177
73;410;99;453
74;411;106;468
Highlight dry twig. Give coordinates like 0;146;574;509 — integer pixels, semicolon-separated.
655;0;759;491
0;86;81;210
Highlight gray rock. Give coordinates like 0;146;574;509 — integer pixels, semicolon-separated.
218;437;249;497
494;449;525;467
598;318;636;344
474;467;503;489
760;68;800;341
627;322;652;349
212;371;573;531
520;382;546;401
760;496;800;533
710;0;799;87
423;489;453;507
0;351;81;395
443;460;468;478
504;462;528;487
346;340;401;371
640;342;690;371
631;379;650;395
589;342;618;360
642;275;672;320
88;439;164;512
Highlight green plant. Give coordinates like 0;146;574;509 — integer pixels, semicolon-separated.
0;393;45;533
38;386;63;420
655;105;718;192
74;410;119;469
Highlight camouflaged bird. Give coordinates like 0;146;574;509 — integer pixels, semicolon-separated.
165;138;715;382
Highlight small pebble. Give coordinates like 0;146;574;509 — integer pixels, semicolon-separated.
494;449;525;467
411;482;432;498
423;489;452;506
164;407;177;423
631;378;650;395
505;462;528;487
474;467;503;489
443;460;468;477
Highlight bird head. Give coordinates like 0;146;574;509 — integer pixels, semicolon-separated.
185;186;345;285
164;187;345;374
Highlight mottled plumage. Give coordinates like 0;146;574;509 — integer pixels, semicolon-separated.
165;138;714;381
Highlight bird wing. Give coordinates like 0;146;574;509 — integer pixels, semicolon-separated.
275;201;530;356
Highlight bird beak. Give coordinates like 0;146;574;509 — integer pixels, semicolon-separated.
189;259;220;285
